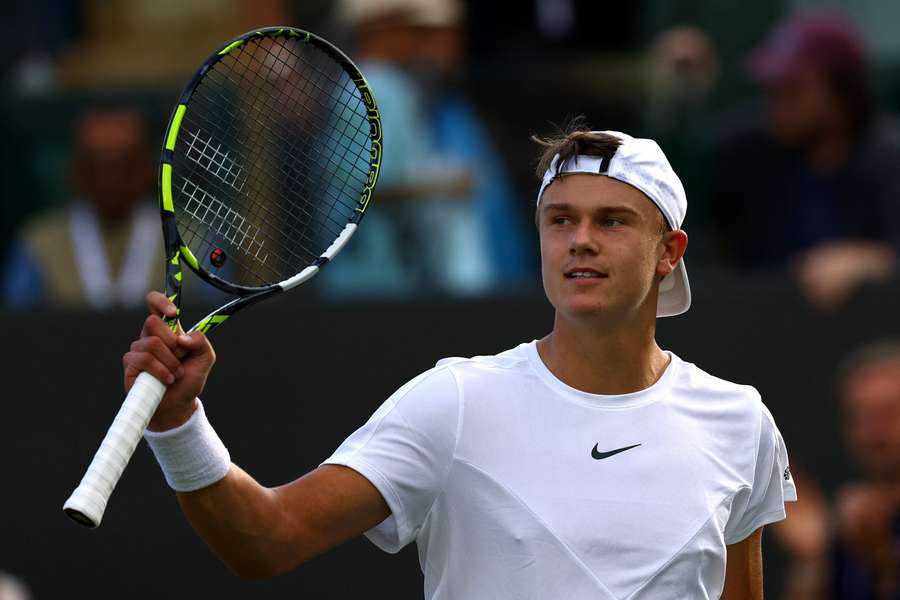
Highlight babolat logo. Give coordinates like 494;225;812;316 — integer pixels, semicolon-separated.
783;466;791;481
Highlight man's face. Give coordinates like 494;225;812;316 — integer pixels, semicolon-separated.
842;361;900;480
71;111;153;220
538;174;682;321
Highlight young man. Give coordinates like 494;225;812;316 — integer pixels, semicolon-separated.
127;129;796;599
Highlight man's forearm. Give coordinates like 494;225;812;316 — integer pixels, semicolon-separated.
175;463;391;580
176;465;302;580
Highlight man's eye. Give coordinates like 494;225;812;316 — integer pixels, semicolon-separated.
552;216;572;225
603;218;625;227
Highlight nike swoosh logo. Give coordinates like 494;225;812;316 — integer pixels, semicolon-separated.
591;443;642;460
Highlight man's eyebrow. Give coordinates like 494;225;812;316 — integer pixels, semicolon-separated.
540;202;575;213
597;205;642;216
540;202;642;217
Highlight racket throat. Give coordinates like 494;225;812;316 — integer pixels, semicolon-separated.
190;288;282;334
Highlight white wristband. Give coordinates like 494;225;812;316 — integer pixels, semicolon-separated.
143;400;231;492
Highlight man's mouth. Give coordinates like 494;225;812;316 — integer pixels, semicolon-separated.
564;268;608;279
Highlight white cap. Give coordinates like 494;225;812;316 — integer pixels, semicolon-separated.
536;130;691;317
335;0;464;28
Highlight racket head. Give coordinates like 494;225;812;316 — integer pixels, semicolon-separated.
158;27;382;308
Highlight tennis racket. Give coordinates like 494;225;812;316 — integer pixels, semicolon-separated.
63;26;382;528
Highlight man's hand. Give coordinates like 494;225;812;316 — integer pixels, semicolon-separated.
122;291;216;431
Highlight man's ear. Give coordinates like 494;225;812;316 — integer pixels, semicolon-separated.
657;229;688;278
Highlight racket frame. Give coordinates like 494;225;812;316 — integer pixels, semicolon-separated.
63;26;381;527
159;26;382;334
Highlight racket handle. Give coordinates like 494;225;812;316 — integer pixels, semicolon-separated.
63;371;167;528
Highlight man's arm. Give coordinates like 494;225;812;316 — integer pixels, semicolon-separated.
178;464;389;579
126;292;390;579
721;527;764;600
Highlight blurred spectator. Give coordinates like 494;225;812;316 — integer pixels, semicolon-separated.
319;0;531;298
1;106;162;309
708;10;900;310
642;26;721;258
644;26;720;136
0;1;79;96
773;340;900;600
0;572;30;600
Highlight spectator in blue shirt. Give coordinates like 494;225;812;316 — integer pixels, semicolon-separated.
320;0;532;298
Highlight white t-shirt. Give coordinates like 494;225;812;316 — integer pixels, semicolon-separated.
323;342;797;599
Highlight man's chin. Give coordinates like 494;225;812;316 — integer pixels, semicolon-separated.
560;298;612;318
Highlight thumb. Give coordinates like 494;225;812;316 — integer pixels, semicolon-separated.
177;331;215;360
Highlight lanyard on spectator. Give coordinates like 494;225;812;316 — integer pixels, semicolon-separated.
70;202;159;309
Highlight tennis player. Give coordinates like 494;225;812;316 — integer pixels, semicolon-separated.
126;128;796;599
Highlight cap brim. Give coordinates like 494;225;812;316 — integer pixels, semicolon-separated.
657;259;691;317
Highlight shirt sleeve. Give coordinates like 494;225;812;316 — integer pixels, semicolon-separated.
321;365;461;553
724;400;798;545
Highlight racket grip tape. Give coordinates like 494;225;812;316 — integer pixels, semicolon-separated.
63;371;167;528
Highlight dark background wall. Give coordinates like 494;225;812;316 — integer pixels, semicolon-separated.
3;279;899;598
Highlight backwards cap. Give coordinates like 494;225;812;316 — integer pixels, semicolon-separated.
536;130;691;317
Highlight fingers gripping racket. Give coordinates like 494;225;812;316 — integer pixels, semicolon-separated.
63;27;382;527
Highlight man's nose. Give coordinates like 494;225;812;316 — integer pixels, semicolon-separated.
570;222;598;255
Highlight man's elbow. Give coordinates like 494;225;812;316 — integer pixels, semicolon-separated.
226;558;272;582
226;554;308;581
220;542;311;581
230;563;270;582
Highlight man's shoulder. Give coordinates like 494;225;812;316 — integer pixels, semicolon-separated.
435;342;529;368
382;344;532;416
672;354;764;413
671;357;773;469
433;342;532;382
674;354;760;396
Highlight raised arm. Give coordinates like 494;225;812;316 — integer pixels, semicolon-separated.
125;292;390;579
178;464;389;579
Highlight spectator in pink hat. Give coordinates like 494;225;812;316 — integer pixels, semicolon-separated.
708;10;899;310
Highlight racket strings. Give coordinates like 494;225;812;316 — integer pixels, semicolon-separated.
175;133;330;283
179;178;268;263
200;41;372;225
188;38;370;284
179;105;354;280
228;37;372;192
188;71;356;231
188;92;351;227
190;60;362;246
244;40;375;222
228;41;372;195
175;162;337;285
183;129;248;193
252;38;373;163
184;104;349;238
172;35;374;288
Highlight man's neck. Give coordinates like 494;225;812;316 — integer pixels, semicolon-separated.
536;310;670;396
